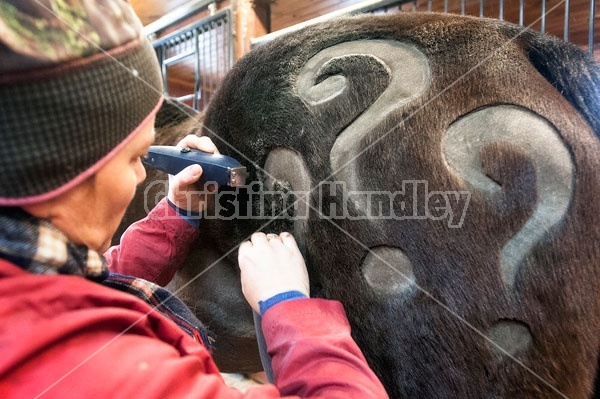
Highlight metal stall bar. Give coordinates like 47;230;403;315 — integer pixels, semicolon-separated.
519;0;524;26
209;21;215;109
541;0;547;33
200;24;207;110
564;0;570;42
590;0;596;56
193;28;200;109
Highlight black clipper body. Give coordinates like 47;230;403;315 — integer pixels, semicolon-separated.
142;146;247;187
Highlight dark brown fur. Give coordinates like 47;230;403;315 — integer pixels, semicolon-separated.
120;13;600;397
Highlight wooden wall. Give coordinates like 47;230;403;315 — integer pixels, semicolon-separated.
131;0;195;26
132;1;598;58
270;0;599;56
130;0;598;111
271;0;365;31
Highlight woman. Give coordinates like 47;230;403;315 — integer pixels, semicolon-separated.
0;1;388;398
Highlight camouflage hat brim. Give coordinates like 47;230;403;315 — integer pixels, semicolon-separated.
0;38;163;205
0;0;143;72
0;0;163;205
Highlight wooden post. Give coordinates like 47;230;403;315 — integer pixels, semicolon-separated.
233;0;270;59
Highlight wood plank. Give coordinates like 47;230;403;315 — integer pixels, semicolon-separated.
131;0;194;26
269;0;598;59
271;0;365;31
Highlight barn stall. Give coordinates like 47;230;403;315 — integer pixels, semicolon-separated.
131;0;598;112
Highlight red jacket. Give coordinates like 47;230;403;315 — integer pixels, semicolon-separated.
104;198;201;286
0;200;388;398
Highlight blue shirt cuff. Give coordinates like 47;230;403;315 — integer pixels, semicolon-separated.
167;199;201;228
259;290;308;316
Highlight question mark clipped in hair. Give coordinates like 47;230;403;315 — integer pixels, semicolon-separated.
442;104;574;356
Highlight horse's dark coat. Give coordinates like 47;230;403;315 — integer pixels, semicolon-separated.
119;13;600;398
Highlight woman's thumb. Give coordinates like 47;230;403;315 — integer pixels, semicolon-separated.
181;164;203;185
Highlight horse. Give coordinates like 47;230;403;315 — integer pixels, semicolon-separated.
119;13;600;398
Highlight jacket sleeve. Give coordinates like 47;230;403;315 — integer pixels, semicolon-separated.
80;299;388;399
2;268;389;399
262;298;389;399
135;298;389;398
134;299;388;399
104;198;199;286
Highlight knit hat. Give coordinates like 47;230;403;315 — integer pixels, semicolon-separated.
0;0;163;205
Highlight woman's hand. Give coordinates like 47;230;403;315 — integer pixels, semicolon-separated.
167;135;219;213
238;232;310;313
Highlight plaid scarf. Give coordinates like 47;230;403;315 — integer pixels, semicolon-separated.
0;207;213;349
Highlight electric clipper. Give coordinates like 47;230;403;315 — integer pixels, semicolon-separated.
142;145;247;187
